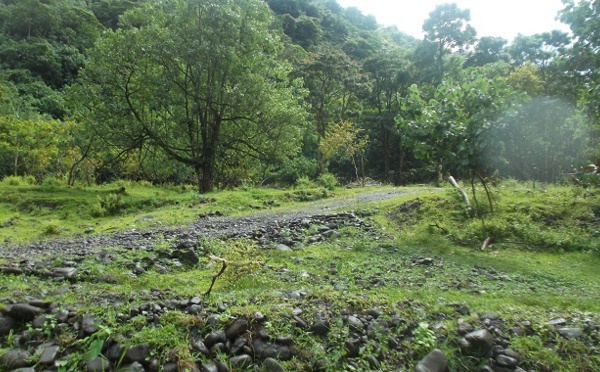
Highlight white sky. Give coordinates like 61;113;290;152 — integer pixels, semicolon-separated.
336;0;571;41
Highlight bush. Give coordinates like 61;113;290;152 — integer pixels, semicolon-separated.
1;175;36;186
91;193;123;217
317;173;339;190
295;176;314;190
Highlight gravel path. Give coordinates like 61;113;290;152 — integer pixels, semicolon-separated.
0;187;436;260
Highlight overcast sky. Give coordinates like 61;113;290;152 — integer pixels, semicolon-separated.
336;0;571;42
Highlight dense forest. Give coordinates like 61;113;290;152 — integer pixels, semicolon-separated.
0;0;598;192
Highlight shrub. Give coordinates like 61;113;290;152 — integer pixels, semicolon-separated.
317;173;339;190
3;176;22;186
295;176;314;190
91;193;123;217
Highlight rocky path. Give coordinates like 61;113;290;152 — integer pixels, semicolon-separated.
0;188;430;260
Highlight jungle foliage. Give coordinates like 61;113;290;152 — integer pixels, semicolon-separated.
0;0;598;191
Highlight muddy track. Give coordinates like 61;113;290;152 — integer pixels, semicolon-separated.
0;188;437;260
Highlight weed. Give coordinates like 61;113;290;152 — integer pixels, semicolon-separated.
42;220;62;235
411;322;437;357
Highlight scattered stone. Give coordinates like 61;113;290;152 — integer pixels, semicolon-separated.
7;303;44;322
0;266;23;275
180;249;200;265
0;314;18;335
496;354;519;368
262;357;286;372
414;349;448;372
226;318;248;340
462;329;494;355
200;363;218;372
546;318;567;326
39;345;60;364
557;327;583;339
87;356;111;372
124;344;150;363
81;315;99;335
346;315;364;333
274;244;292;251
230;354;252;368
116;362;145;372
205;330;227;348
53;267;78;280
0;349;31;369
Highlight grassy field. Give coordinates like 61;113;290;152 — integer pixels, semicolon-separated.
0;178;599;371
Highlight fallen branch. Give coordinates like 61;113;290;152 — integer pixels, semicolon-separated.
204;255;264;296
204;255;227;296
448;176;472;215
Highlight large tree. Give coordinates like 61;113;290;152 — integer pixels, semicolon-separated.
73;0;307;192
422;3;476;81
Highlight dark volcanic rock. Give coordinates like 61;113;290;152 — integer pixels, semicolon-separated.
87;356;111;372
462;329;494;355
414;349;448;372
39;345;60;364
230;354;253;368
7;303;44;322
226;318;248;340
124;344;151;363
0;349;31;369
262;357;286;372
0;314;18;335
557;327;583;339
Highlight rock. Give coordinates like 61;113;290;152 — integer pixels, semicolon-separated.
180;249;200;265
0;314;18;335
496;354;519;368
226;318;248;340
124;344;150;363
216;361;230;372
107;343;125;361
117;362;145;372
481;312;500;321
311;313;329;336
39;345;60;364
463;329;494;355
230;354;252;368
191;339;210;355
274;244;291;251
367;308;383;319
205;330;227;348
162;362;178;372
230;337;247;355
0;349;31;369
82;315;99;335
87;356;111;372
201;363;218;372
0;267;23;275
53;267;78;280
346;315;364;332
262;357;286;372
7;303;44;322
546;318;567;326
414;349;448;372
458;322;475;335
252;339;292;361
557;327;583;339
344;337;361;358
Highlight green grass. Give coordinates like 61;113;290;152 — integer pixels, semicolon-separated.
0;181;599;370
